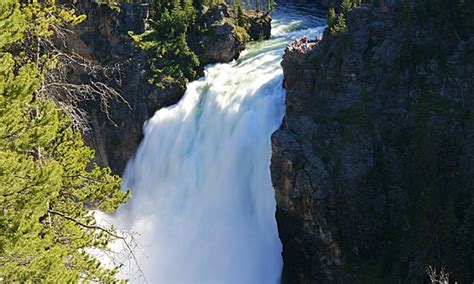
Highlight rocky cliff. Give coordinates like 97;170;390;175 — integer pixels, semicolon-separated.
64;1;176;175
64;1;270;174
272;2;474;283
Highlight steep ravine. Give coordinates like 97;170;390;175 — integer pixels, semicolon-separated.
272;2;474;283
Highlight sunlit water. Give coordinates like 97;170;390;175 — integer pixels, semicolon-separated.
98;6;325;283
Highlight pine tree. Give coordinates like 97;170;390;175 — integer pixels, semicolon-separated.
237;2;245;26
0;1;129;281
130;0;200;86
327;7;337;31
341;0;354;14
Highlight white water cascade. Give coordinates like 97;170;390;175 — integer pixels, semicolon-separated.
100;6;325;283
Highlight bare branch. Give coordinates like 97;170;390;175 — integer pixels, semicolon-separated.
48;208;147;282
48;208;123;239
28;22;131;132
426;265;450;284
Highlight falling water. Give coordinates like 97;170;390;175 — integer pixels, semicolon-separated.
100;6;325;283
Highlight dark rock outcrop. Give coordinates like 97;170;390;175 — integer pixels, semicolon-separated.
245;11;272;40
192;4;245;64
191;4;272;64
199;21;244;63
272;3;474;283
63;1;184;174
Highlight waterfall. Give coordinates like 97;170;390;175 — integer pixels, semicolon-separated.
98;6;325;283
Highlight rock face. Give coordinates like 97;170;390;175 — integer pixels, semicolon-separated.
66;1;270;174
272;3;474;283
192;4;245;64
191;4;272;64
64;1;185;174
245;11;272;40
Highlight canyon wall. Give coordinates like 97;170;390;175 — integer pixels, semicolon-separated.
272;2;474;282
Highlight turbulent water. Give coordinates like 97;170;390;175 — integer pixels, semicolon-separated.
99;6;325;283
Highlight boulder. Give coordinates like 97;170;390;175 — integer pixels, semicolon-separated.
196;21;245;64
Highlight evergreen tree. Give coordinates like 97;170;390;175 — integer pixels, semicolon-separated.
327;7;337;31
341;0;354;14
131;0;200;86
237;2;245;26
0;0;129;281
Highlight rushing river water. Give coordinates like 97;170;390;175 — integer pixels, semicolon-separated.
100;5;325;283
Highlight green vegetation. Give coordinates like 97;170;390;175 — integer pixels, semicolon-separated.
0;0;129;281
327;0;360;35
327;0;375;35
130;0;200;87
327;7;345;34
131;0;273;88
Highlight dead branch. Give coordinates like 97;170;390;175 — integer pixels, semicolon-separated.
426;265;450;284
28;22;131;132
48;208;147;282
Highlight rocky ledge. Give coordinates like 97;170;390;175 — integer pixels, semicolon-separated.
191;4;271;64
272;2;473;283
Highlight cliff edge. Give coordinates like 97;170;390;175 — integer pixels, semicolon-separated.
272;2;474;282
